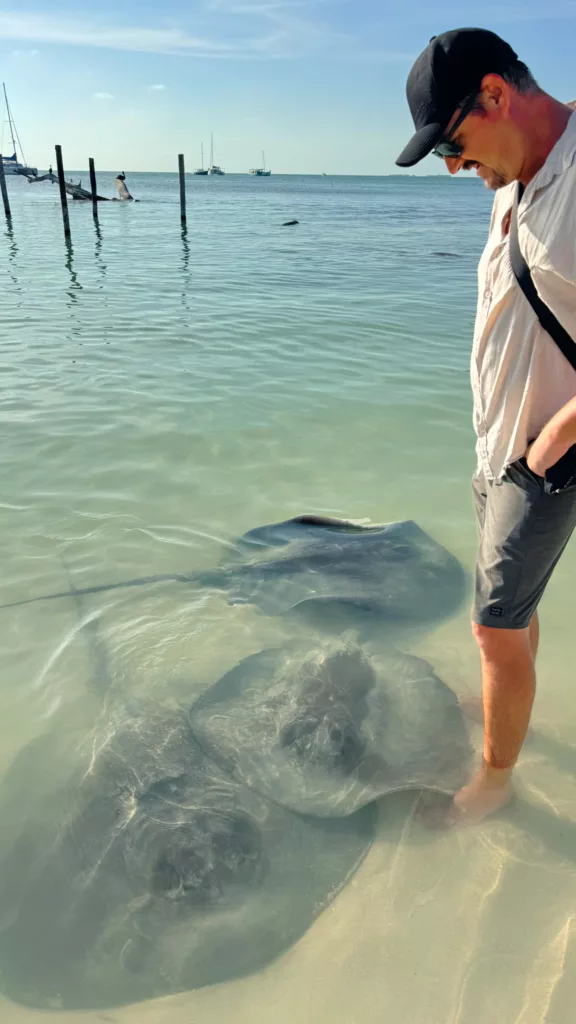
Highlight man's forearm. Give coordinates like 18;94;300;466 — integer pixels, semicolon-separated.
544;395;576;444
527;395;576;474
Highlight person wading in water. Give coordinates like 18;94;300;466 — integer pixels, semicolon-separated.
396;28;576;824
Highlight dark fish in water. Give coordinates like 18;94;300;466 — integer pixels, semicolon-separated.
0;515;467;632
282;219;299;226
0;700;374;1010
190;640;472;817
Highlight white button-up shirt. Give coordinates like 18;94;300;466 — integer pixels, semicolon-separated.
472;111;576;481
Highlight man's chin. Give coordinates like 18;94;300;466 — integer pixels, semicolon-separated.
478;167;509;191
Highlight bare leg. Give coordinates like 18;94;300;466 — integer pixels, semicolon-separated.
529;610;539;660
449;621;536;824
460;611;539;724
476;622;535;769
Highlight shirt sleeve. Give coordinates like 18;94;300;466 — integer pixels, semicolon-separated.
531;161;576;344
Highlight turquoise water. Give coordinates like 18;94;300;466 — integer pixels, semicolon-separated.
1;172;576;1024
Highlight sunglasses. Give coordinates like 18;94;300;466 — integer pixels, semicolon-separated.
433;94;478;159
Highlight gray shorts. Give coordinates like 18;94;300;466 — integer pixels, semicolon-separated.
473;458;576;629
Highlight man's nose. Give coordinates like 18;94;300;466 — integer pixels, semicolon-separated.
445;156;463;175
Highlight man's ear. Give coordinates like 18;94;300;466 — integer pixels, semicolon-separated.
480;74;510;118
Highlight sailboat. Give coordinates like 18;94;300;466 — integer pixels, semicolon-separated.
207;133;225;175
250;151;271;176
193;142;208;176
2;84;37;177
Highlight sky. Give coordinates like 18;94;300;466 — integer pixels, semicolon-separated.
1;1;575;174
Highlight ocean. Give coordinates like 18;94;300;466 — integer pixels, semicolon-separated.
1;171;576;1024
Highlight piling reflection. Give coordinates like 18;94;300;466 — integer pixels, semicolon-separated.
64;237;82;303
6;219;18;263
94;221;106;285
4;219;22;295
181;225;191;314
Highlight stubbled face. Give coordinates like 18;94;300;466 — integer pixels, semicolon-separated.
442;79;521;191
446;121;511;189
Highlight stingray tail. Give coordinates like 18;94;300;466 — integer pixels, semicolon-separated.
0;571;200;610
193;568;230;590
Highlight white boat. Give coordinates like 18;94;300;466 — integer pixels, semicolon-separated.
1;84;37;177
207;133;225;175
250;151;271;176
193;142;208;175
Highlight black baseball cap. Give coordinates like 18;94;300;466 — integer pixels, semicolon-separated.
396;28;518;167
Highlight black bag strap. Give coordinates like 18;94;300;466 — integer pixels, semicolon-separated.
509;181;576;373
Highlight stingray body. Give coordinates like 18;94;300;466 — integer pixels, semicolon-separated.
190;641;472;817
206;515;468;624
0;517;468;632
0;521;467;1009
0;701;374;1010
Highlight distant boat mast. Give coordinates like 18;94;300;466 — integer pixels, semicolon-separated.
2;83;27;165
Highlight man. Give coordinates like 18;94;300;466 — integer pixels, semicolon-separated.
396;28;576;823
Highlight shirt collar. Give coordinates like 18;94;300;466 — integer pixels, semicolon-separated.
524;110;576;204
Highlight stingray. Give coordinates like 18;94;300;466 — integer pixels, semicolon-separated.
0;625;374;1009
190;640;472;818
0;708;374;1010
0;515;467;631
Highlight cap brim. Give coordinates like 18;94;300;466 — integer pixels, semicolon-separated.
395;122;444;168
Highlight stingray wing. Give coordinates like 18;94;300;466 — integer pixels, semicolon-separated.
0;702;374;1010
190;644;472;818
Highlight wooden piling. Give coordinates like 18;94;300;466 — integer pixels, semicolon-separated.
55;144;71;239
89;158;98;220
0;155;11;221
178;154;186;227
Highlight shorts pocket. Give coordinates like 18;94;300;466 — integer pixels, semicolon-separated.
507;457;544;492
544;444;576;495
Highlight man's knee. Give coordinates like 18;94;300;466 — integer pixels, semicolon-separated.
471;620;532;659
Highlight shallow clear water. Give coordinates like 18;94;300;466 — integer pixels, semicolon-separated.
1;172;576;1023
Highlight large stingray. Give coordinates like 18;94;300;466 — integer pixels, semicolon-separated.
0;580;374;1012
190;640;472;818
0;516;468;630
0;700;374;1011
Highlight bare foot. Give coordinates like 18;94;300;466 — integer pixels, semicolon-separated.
418;763;514;829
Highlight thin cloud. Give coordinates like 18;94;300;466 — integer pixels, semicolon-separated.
11;47;39;57
0;13;240;56
0;8;415;61
93;92;114;100
147;83;167;91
